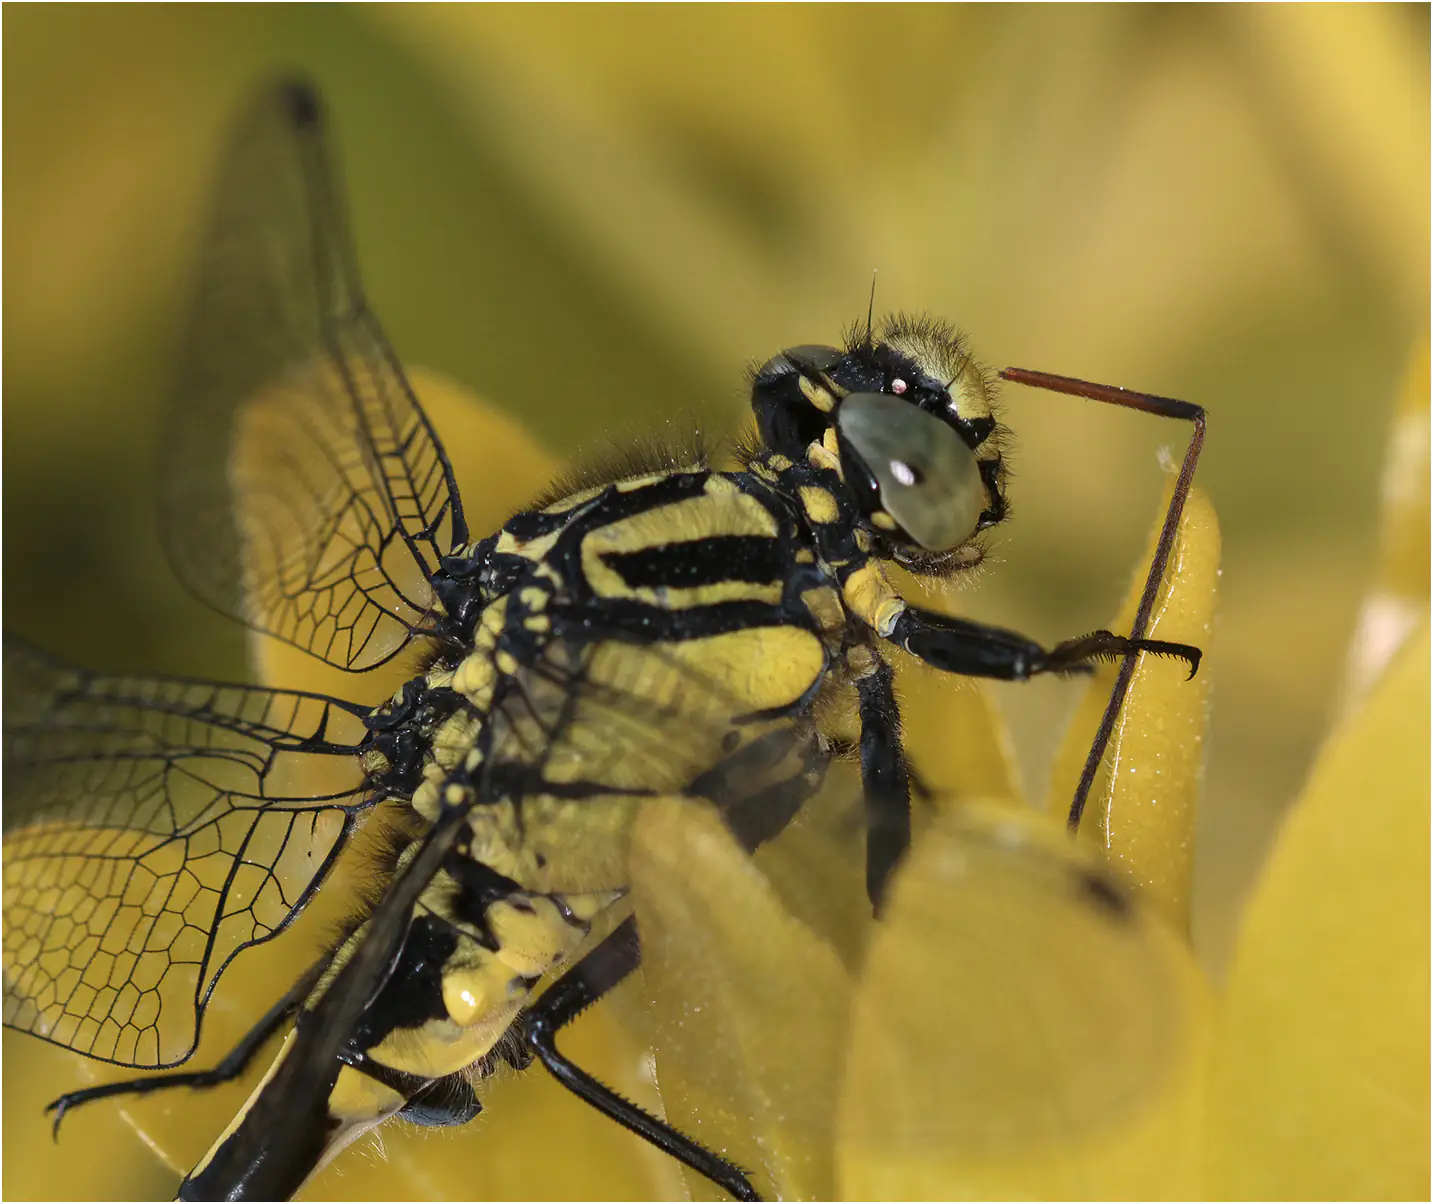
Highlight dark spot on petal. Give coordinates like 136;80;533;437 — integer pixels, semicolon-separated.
1076;870;1131;920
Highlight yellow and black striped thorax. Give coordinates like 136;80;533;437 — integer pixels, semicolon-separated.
316;459;863;1128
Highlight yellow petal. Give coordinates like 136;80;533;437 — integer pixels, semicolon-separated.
0;1034;180;1200
1206;626;1429;1200
896;658;1025;805
1343;338;1429;707
1048;483;1221;932
838;800;1211;1199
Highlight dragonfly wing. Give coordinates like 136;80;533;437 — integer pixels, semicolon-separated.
623;792;1202;1199
2;639;373;1068
837;800;1206;1197
159;82;466;672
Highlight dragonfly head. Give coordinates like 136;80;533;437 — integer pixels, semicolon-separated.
749;314;1009;573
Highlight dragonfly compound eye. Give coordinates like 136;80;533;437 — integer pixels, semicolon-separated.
756;344;845;381
751;343;848;457
836;392;985;551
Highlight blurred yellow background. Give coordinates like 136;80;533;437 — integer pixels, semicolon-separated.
4;5;1427;1199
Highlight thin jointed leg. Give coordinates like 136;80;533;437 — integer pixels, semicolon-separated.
856;660;910;910
522;916;760;1201
46;958;326;1133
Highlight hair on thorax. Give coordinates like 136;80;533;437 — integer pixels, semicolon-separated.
528;416;710;510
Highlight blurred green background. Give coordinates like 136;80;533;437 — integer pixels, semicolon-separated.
4;5;1427;1199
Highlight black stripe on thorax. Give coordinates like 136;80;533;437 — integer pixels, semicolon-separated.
599;533;786;590
505;472;713;543
542;472;780;599
554;597;798;644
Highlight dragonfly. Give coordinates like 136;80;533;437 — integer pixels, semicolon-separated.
3;79;1208;1201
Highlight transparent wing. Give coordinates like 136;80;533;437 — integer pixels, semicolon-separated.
159;80;467;672
467;632;827;897
839;803;1201;1170
2;639;374;1068
626;798;1202;1200
222;630;829;1190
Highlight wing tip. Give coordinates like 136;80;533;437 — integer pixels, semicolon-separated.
275;78;323;131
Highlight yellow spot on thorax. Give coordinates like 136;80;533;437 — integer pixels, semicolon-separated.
844;643;880;679
496;526;561;564
800;585;846;635
808;433;841;474
842;562;906;637
799;374;837;412
800;485;841;525
454;598;508;706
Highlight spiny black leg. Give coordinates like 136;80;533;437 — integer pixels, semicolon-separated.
46;957;325;1135
855;659;910;911
524;916;760;1202
1043;629;1202;679
888;608;1064;679
826;739;934;802
888;608;1200;682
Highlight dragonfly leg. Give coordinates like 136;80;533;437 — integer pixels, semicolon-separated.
46;957;325;1136
856;658;911;911
523;916;760;1202
889;606;1200;682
